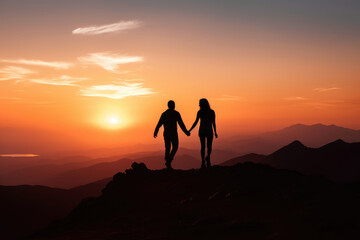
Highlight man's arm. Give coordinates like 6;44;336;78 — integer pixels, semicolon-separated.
177;113;189;136
154;114;164;138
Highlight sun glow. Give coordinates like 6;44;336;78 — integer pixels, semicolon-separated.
93;113;129;130
90;104;133;130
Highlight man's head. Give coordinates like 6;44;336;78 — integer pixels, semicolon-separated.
168;100;175;110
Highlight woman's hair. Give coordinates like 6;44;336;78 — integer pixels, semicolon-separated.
199;98;211;111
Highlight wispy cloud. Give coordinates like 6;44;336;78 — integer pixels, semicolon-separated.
0;59;73;69
1;59;72;69
307;102;339;109
28;101;55;108
116;78;144;83
216;94;241;101
72;20;142;35
0;66;35;80
29;75;88;86
313;87;340;92
79;52;143;72
307;100;346;109
0;96;23;101
284;96;308;101
80;81;154;99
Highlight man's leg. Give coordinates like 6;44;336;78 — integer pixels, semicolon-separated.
164;137;171;169
169;136;179;162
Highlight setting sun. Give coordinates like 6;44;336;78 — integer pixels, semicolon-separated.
101;115;123;129
109;117;119;125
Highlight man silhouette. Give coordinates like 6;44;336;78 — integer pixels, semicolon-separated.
154;100;190;169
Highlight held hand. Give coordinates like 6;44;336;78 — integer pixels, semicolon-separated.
186;131;190;136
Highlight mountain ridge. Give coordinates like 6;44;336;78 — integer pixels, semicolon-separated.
222;139;360;182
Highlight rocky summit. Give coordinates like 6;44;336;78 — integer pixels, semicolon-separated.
32;162;360;240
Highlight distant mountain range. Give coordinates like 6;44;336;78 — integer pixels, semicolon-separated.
0;148;236;188
1;123;359;158
262;123;360;147
222;139;360;182
30;162;360;240
219;123;360;155
0;127;82;155
2;123;360;188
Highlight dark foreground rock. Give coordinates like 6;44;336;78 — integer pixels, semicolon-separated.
31;162;360;240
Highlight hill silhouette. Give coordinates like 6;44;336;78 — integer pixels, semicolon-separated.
31;162;360;240
221;153;266;166
0;178;110;240
222;139;360;182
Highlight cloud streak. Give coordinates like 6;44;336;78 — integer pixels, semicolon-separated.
0;66;35;80
80;82;154;99
29;75;88;86
79;52;143;72
72;20;142;35
307;102;340;109
216;94;241;101
1;59;72;69
313;87;340;92
0;96;23;101
0;154;39;157
284;96;308;101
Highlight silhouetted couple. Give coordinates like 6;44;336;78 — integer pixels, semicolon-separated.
154;99;218;170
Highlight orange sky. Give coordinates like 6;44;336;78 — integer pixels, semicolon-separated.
0;0;359;151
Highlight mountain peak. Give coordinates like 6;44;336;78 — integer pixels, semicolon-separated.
332;139;346;144
281;140;307;150
320;139;348;149
311;123;327;127
289;140;305;147
270;140;308;157
283;140;307;150
285;123;344;130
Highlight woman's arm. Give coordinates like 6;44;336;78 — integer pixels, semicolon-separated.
189;112;200;132
213;111;218;138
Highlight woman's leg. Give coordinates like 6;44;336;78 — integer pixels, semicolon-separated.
205;134;213;167
200;136;206;168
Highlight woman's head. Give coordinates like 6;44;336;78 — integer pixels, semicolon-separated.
199;98;210;111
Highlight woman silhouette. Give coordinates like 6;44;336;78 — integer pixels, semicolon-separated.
189;98;218;168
